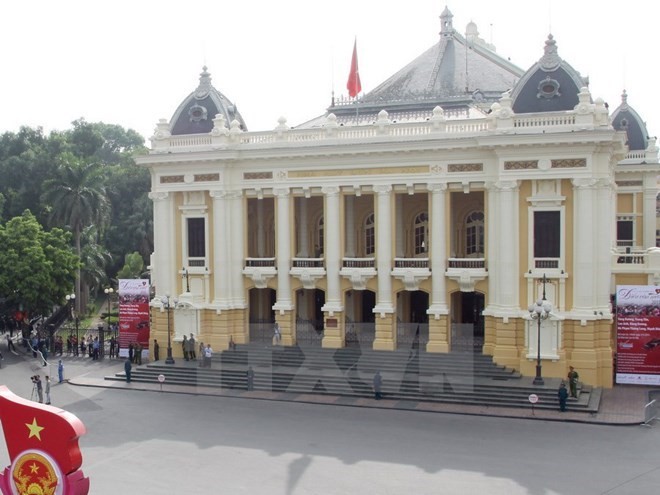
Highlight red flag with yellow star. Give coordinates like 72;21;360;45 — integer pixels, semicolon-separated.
0;385;89;494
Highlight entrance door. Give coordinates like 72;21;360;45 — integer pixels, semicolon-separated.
450;292;485;352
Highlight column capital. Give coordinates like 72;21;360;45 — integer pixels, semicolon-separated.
571;178;599;189
373;184;392;195
273;187;290;198
488;180;519;192
321;186;340;196
427;183;448;193
148;191;169;201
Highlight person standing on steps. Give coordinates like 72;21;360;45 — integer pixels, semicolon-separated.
182;335;189;361
373;371;383;400
153;339;160;362
567;366;579;398
558;382;568;412
189;333;196;361
124;358;132;383
203;343;213;368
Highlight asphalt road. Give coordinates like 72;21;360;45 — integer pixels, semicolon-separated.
1;349;659;494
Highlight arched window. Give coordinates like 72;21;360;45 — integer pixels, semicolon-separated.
365;213;375;256
466;211;484;256
414;212;428;255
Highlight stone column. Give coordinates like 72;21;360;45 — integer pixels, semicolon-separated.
149;191;175;301
257;199;265;257
228;191;246;309
643;183;657;249
572;179;598;312
322;186;344;348
488;181;520;369
210;190;231;309
298;197;309;257
426;183;449;352
373;185;395;350
273;188;294;314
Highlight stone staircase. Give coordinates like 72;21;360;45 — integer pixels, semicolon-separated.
105;344;599;413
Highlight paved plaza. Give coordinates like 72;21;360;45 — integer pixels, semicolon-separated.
1;348;659;494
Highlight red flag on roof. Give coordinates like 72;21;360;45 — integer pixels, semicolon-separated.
346;39;362;98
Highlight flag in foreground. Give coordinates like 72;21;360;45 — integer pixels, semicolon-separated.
347;39;362;98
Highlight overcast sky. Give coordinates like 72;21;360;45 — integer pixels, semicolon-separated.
1;1;657;143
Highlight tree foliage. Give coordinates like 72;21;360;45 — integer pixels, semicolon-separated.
0;120;152;318
0;211;79;317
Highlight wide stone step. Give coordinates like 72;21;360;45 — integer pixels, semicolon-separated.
105;363;595;412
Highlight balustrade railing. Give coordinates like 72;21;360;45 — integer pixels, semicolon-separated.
342;258;376;269
292;258;324;268
447;258;486;269
245;257;276;268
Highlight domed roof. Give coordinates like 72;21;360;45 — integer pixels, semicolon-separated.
511;34;587;114
611;90;649;151
169;67;247;135
299;8;523;128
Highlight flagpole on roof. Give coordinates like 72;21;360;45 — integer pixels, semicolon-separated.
347;37;362;124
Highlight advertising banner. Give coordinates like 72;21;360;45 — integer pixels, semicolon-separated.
615;285;660;385
117;279;151;358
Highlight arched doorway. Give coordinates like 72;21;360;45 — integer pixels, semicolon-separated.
344;289;375;348
295;288;325;346
450;291;485;352
248;288;276;344
396;290;429;350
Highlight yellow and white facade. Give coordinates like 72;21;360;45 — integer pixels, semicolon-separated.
138;10;660;388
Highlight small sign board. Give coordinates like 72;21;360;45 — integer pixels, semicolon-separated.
528;393;539;404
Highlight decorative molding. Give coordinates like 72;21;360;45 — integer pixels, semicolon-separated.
448;163;483;173
321;186;340;196
551;158;586;168
373;184;392;195
289;165;428;179
430;164;444;175
194;173;220;182
148;191;168;201
427;183;448;193
504;160;538;170
616;180;643;187
244;171;273;180
160;175;184;184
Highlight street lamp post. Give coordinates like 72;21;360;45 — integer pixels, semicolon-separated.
182;267;190;293
161;295;177;365
104;287;114;329
528;274;553;386
65;293;76;345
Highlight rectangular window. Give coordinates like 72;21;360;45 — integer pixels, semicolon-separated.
534;211;560;258
617;219;633;247
187;218;206;258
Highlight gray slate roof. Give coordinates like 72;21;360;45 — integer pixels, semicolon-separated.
611;90;649;151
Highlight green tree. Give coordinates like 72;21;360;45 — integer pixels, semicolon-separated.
79;225;113;311
0;211;78;319
42;160;110;313
116;251;146;280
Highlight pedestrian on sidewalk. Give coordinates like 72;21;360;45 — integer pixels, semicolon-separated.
153;339;160;362
33;375;43;403
58;360;64;383
6;334;15;352
568;366;579;398
124;358;132;383
373;371;383;400
45;376;51;405
273;323;281;346
558;382;568;412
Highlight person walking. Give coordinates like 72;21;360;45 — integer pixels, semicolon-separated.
558;382;569;412
58;360;64;383
6;334;15;352
124;358;132;383
567;366;579;398
153;339;160;362
373;371;383;400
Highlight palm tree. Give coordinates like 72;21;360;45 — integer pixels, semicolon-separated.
42;160;110;314
79;225;113;311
